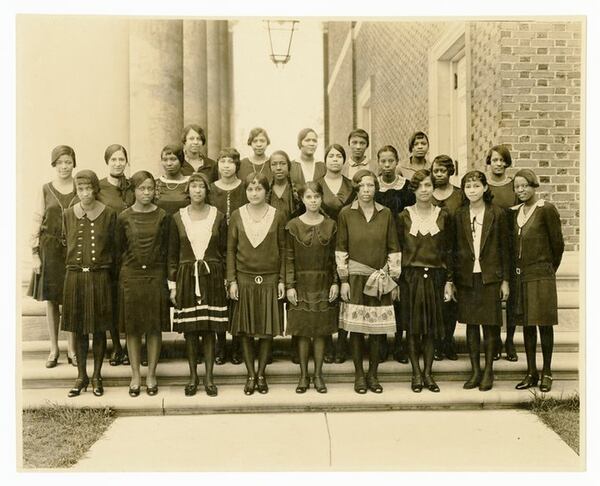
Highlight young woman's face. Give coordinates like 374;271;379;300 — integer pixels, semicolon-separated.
378;151;398;177
107;150;127;177
161;152;182;177
357;175;376;203
464;178;487;204
184;129;204;156
514;176;536;203
432;163;450;187
302;188;322;213
250;133;269;156
349;136;368;160
300;131;318;156
412;137;429;158
325;148;344;173
415;176;434;203
135;178;155;206
188;180;207;204
489;150;507;176
55;154;75;179
218;157;237;179
270;154;289;182
76;181;96;205
246;180;267;205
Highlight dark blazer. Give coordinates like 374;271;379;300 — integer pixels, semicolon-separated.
452;203;510;287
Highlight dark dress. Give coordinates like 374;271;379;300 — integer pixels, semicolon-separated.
168;206;229;333
285;217;338;337
317;176;355;222
98;177;134;213
488;179;517;209
155;176;190;216
238;158;273;184
61;203;117;334
375;176;416;219
452;204;510;326
397;206;452;339
181;156;218;182
336;201;400;335
268;182;299;222
28;182;78;303
507;200;564;326
208;180;248;225
116;207;171;334
227;205;286;337
290;160;326;188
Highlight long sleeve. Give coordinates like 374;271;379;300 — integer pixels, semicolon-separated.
30;186;45;253
285;229;296;290
107;210;118;276
114;214;126;277
497;208;511;280
217;213;228;259
329;222;339;285
543;204;565;271
167;216;180;286
277;213;286;284
335;210;349;283
385;211;401;278
226;214;239;282
443;211;455;282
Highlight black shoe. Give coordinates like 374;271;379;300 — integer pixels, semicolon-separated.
463;372;481;390
122;352;130;366
146;384;158;396
393;340;408;364
324;353;335;364
91;377;104;397
433;348;444;361
204;383;218;397
266;354;274;365
129;385;141;397
68;377;89;397
256;375;269;394
244;376;256;395
539;374;553;392
423;374;440;393
504;341;518;362
231;353;242;365
109;349;124;366
479;370;493;391
215;350;226;365
354;375;367;394
444;340;458;360
184;377;199;396
366;375;383;393
515;373;539;390
295;376;310;394
313;375;327;394
291;354;299;365
411;374;423;393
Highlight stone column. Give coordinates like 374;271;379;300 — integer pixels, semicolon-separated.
129;19;183;175
219;21;231;149
183;20;208;129
206;20;222;159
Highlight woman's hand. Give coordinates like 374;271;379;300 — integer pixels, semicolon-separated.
340;282;351;302
169;289;177;307
32;254;42;275
278;282;286;300
229;281;239;301
329;283;339;302
391;286;400;301
500;280;510;301
444;281;457;302
287;288;298;306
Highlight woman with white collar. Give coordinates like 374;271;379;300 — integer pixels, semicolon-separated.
509;169;564;393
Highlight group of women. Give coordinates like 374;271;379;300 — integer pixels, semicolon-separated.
29;125;565;398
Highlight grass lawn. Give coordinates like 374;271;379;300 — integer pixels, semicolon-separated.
529;392;580;454
22;404;116;469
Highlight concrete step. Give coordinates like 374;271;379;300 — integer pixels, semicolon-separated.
21;351;579;389
21;380;580;415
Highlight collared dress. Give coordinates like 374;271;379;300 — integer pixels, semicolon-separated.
342;158;379;179
227;205;286;337
507;200;564;326
396;205;452;338
155;175;191;216
316;176;355;222
290;160;326;188
396;157;431;179
168;205;229;333
285;217;339;337
98;177;135;214
375;175;416;217
238;158;273;184
336;201;400;335
61;202;117;334
28;182;78;303
116;207;171;335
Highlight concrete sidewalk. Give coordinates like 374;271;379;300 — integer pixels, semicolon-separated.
71;410;582;471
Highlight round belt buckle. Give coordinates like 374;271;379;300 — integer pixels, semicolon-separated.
254;275;263;285
142;265;147;270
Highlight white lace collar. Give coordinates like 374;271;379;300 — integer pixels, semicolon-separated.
377;175;407;192
407;205;441;236
240;204;276;248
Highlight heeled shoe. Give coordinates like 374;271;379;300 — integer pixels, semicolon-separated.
423;374;440;393
45;352;59;369
244;376;256;395
411;374;423;393
184;377;199;396
128;385;141;397
122;352;130;366
354;375;367;394
479;370;494;391
231;353;242;365
313;375;327;394
256;375;269;394
444;341;458;361
433;348;444;361
539;374;553;392
215;352;226;365
493;350;501;361
366;375;383;394
515;373;539;390
295;376;310;394
324;353;335;364
146;384;158;396
68;377;89;397
109;349;124;366
463;372;481;390
204;383;218;397
67;353;78;367
92;377;104;397
504;342;518;362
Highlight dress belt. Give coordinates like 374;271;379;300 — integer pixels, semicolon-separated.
66;264;111;272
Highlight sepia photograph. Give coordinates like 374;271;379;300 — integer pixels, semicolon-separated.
6;0;594;478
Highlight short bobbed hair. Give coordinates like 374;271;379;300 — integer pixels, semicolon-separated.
244;172;271;192
247;127;271;146
297;128;318;149
324;143;347;163
513;168;540;188
185;172;211;196
104;144;128;164
130;170;156;190
377;145;399;162
51;145;76;167
485;144;513;168
298;180;324;199
352;169;379;192
408;131;429;153
460;170;494;205
432;154;456;177
161;143;185;165
181;124;206;145
217;147;241;172
347;128;370;147
409;169;433;192
74;169;101;196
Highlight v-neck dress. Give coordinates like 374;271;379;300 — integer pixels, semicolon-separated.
317;176;355;222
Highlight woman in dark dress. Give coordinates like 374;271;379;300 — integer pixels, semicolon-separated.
238;127;273;184
316;144;355;363
227;173;286;395
397;170;454;393
116;171;170;397
290;128;326;189
486;144;519;361
286;181;339;393
453;171;510;391
155;143;191;216
375;144;416;365
62;170;117;397
208;148;248;365
98;144;134;366
509;169;564;392
268;150;300;222
29;145;78;368
180;124;217;181
168;173;229;397
337;170;400;394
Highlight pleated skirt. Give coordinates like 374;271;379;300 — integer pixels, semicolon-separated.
457;274;502;326
61;269;113;334
172;261;229;333
27;234;67;303
230;273;284;338
398;266;445;339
